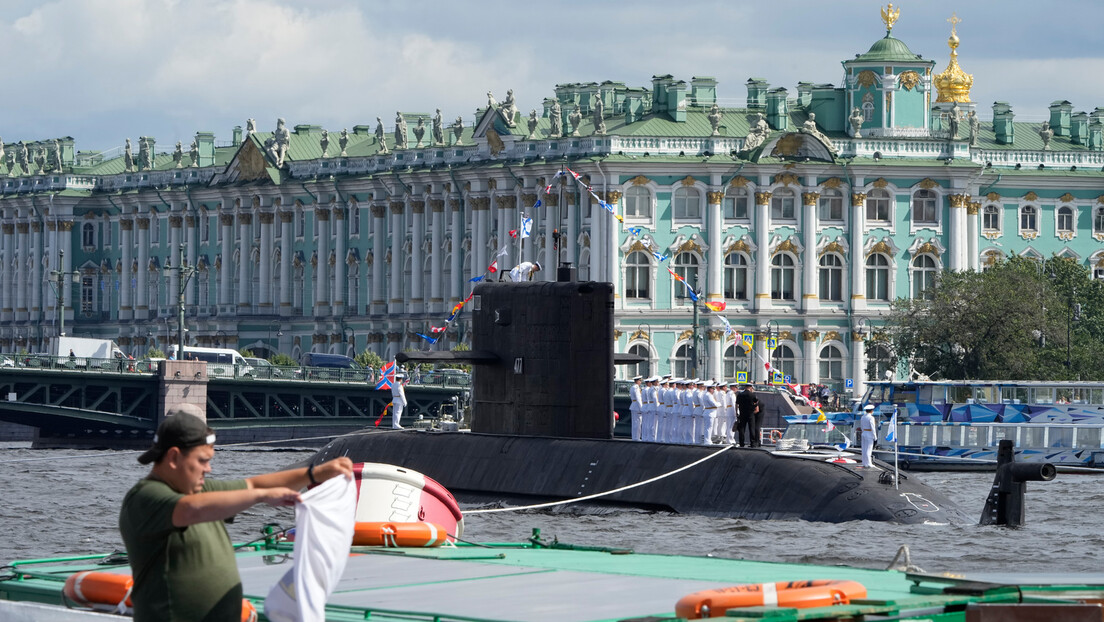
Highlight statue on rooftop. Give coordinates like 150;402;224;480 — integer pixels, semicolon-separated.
550;100;563;137
527;110;539;140
1040;121;1054;150
568;105;582;137
4;151;11;175
593;94;606;135
394;112;408;149
413;117;426;148
189;139;198;167
245;118;256;138
800;113;837;155
948;103;961;140
33;147;45;174
487;91;498;111
320;129;330;157
339;128;349;156
849;107;864;138
273;118;290;166
0;139;6;172
138;137;152;171
708;103;722;136
742;113;770;151
501;89;518;127
123;138;134;172
968;110;980;147
52;138;62;171
375;117;388;153
173;141;183;168
452;116;464;145
432;109;444;146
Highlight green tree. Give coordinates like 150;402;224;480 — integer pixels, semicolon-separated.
355;349;384;371
270;353;297;367
147;347;166;359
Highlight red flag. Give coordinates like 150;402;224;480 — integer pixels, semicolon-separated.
509;229;518;238
488;259;499;273
374;402;392;427
705;301;727;312
430;325;447;334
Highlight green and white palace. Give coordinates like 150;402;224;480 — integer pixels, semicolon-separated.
2;10;1102;396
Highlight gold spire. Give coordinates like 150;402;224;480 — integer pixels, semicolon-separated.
880;4;900;33
934;12;974;103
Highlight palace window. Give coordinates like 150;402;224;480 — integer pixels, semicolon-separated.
724;252;749;300
867;344;894;381
628;343;651;379
82;223;95;248
1094;207;1104;235
819;253;843;301
862;99;874;122
201;212;210;242
351;207;360;235
673;252;700;300
673;342;694;378
723;342;748;379
771;253;795;300
1057;206;1074;233
983;204;1001;232
152;216;160;244
912;254;938;299
819;344;844;385
672;187;701;220
866;253;890;301
296;209;306;238
624;186;652;219
624;251;651;300
818;188;844;221
1020;205;1037;232
912;189;938;224
866;189;891;221
81;275;94;313
724;186;749;219
772;344;797;381
771;188;796;220
104;219;112;246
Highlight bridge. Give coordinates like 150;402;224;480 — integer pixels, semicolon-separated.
0;360;469;449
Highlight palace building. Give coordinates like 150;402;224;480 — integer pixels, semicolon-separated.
2;9;1102;397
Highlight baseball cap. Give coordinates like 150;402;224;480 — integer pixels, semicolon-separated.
137;404;215;464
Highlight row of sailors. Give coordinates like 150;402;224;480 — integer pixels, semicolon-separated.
628;375;738;445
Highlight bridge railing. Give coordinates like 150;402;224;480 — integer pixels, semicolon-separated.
4;353;148;374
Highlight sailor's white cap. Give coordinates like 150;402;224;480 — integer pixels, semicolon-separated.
702;380;714;387
863;404;875;411
632;375;643;381
645;376;659;382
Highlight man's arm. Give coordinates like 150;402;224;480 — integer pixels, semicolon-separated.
246;456;354;492
173;486;300;527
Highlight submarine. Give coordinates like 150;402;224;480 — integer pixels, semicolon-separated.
310;268;969;524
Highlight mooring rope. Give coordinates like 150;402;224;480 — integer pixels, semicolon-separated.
465;444;735;514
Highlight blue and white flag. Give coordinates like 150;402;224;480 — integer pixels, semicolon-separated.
886;407;898;443
519;214;533;239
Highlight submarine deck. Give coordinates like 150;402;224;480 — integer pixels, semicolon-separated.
5;540;1104;621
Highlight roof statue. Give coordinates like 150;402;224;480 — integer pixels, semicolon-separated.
339;128;349;156
173;141;183;168
52;138;62;171
948;103;961;140
968;110;980;146
189;139;198;167
123;138;133;172
245;118;256;137
527;110;538;140
272;118;290;166
742;113;770;151
432;109;444;146
1040;121;1054;151
708;103;722;136
375;117;388;153
501;89;518;127
550;100;562;137
880;3;900;34
138;136;152;171
33;146;45;174
320;129;329;157
0;139;5;171
452;116;464;145
593;94;606;136
394;112;408;150
568;104;582;137
849;107;864;138
934;13;974;103
413;117;426;148
800;113;836;155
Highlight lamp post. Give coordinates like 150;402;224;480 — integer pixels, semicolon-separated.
269;320;282;356
164;243;196;355
48;249;81;338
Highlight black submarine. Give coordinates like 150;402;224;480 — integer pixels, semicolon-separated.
310;269;969;524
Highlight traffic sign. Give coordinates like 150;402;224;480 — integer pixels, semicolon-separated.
845;378;854;388
735;371;748;383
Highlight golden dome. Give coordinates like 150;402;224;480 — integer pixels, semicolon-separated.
934;13;973;103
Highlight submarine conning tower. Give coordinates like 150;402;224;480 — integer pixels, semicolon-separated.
398;265;637;439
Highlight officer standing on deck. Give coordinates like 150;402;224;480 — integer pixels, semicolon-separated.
859;404;878;467
629;375;643;441
735;385;760;447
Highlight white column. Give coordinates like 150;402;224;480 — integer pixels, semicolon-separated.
185;214;198;306
30;222;42;317
410;200;425;311
16;222;28;315
497;194;517;273
314;206;330;315
58;222;74;329
754;190;771;312
388;199;404;314
258;211;274;310
371;203;387;313
967;200;979;271
430;198;444;313
754;329;768;382
332;205;346;315
803;333;819;385
802;188;819;312
218;213;233;307
471;196;489;280
279;210;293;315
850;185;866;313
851;331;867;397
136;217;150;318
119;219;133;320
544;189;557;279
606;190;622;299
588;190;601;281
168;215;182;315
705;190;724;379
236;212;252;312
449;198;462;304
948;193;968;271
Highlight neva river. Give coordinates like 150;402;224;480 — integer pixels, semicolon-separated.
1;443;1101;574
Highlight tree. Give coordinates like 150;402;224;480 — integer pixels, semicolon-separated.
270;353;297;367
880;255;1090;380
355;349;384;371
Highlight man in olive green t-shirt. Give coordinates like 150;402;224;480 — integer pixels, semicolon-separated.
119;404;352;622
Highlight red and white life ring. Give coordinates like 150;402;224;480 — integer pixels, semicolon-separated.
350;462;464;540
675;579;867;619
351;521;449;547
63;571;257;621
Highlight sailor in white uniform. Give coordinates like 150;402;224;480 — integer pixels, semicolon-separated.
690;380;704;445
700;381;719;445
629;375;644;441
859;404;878;467
391;372;408;429
643;377;659;442
678;379;693;444
655;376;670;443
723;383;737;444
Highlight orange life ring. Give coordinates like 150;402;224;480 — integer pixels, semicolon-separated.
769;429;783;443
675;579;866;619
352;521;449;547
64;571;257;621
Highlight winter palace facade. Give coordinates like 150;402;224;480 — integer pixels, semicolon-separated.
2;10;1104;396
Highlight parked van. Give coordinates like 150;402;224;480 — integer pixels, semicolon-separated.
299;352;369;381
168;346;254;378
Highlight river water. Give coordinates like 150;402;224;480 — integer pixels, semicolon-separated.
2;442;1101;575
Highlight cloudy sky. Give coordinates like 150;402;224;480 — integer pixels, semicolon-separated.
2;0;1102;152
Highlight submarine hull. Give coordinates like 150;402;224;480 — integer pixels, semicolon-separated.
311;430;969;524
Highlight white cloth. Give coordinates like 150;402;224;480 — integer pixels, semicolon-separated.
265;475;356;622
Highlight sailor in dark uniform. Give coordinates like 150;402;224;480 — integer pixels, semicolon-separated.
734;384;760;447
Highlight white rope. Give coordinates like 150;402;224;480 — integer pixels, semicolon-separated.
888;449;997;463
466;444;734;514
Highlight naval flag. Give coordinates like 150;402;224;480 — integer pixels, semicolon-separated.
886;407;898;443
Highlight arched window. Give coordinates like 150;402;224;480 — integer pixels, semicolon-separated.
82;223;95;247
819;345;844;385
773;344;797;382
152;216;161;245
724;253;748;300
865;253;890;301
198;270;209;307
80;275;94;313
673;342;694;378
673;252;700;300
912;254;938;299
672;187;701;219
818;188;844;221
1057;206;1074;233
818;253;843;301
866;189;891;221
200;211;210;242
771;253;795;300
624;251;651;299
771;188;796;220
912;189;937;224
1094;207;1104;235
1020;205;1037;231
628;343;651;378
724;186;749;219
350;206;361;235
624;185;651;218
983;204;1001;232
867;344;893;381
723;342;748;379
862;100;874;122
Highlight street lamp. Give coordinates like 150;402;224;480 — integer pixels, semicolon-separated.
268;320;282;355
164;243;196;356
48;249;82;337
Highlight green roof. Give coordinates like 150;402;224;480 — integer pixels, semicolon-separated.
854;35;923;62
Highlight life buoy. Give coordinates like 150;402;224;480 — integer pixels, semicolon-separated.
63;571;257;621
352;521;449;547
769;429;783;443
675;579;866;619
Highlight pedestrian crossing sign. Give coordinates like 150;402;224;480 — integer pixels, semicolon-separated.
772;370;783;384
735;371;748;383
741;333;754;350
767;337;777;350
